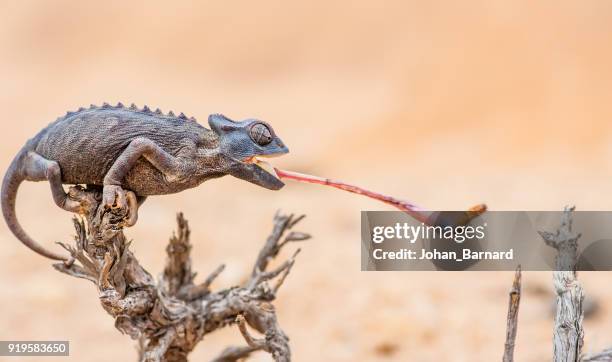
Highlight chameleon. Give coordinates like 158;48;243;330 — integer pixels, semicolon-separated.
2;103;288;263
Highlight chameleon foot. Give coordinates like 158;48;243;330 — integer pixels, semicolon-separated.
102;185;128;210
102;185;139;227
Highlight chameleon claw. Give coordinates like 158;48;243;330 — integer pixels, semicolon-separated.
124;191;139;227
102;185;116;208
115;189;128;210
102;185;128;210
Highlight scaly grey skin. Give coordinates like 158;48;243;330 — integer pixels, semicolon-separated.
2;103;289;262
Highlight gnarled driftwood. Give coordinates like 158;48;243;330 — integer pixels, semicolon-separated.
52;185;309;362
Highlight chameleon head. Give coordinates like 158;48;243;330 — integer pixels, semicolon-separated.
208;114;289;190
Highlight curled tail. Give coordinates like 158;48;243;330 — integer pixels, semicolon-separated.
2;149;69;261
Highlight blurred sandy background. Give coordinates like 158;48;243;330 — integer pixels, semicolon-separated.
1;1;612;361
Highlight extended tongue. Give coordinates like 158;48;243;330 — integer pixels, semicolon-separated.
274;168;486;226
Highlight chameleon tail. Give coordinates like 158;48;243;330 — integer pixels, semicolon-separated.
1;149;69;261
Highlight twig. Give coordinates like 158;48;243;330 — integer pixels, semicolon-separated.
251;212;310;277
539;206;584;362
162;213;194;296
53;186;308;362
211;345;260;362
502;265;522;362
582;348;612;362
178;264;225;301
236;315;266;349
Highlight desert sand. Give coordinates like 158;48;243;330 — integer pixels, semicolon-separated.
1;1;612;361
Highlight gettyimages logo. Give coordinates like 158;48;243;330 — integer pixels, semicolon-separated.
371;216;486;244
361;210;612;271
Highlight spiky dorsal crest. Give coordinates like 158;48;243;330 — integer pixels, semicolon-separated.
60;103;197;122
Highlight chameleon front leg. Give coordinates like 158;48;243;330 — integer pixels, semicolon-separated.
102;137;191;215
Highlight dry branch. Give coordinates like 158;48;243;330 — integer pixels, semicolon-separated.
502;265;522;362
52;185;309;362
583;348;612;362
539;206;584;362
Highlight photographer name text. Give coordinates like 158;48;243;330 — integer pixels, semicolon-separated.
372;247;514;261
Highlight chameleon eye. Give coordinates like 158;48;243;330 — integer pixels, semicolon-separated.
249;123;273;146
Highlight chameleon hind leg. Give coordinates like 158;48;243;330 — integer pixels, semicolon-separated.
22;151;80;213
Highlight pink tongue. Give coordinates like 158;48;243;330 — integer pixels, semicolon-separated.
274;168;486;225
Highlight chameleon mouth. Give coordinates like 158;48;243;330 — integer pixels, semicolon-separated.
244;155;280;179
